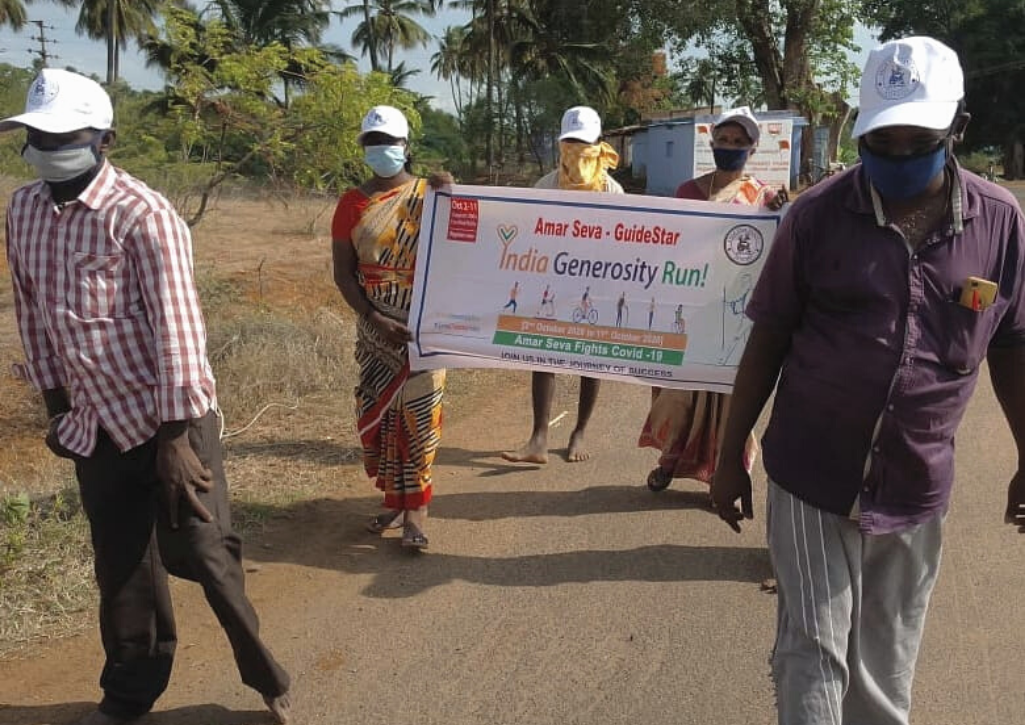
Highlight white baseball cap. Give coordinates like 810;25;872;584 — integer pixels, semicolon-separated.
559;106;602;144
714;106;760;145
852;36;964;138
0;68;113;134
357;105;409;143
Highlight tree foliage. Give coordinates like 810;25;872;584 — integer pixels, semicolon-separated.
861;0;1025;177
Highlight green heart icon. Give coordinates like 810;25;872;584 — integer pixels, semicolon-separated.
498;224;518;243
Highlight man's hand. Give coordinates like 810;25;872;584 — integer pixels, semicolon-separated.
369;310;413;346
44;413;78;459
767;187;789;211
157;432;214;529
427;171;455;190
1006;470;1025;532
711;459;754;533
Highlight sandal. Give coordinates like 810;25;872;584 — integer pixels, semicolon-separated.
646;467;672;492
401;521;429;550
366;510;404;534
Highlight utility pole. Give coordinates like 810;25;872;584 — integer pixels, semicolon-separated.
28;20;58;67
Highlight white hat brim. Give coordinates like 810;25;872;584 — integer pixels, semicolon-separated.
357;121;409;144
715;117;760;145
559;130;600;143
0;111;104;134
852;100;958;137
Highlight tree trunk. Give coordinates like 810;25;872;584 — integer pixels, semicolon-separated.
106;0;117;85
736;0;785;108
826;93;852;163
485;0;496;178
363;0;379;72
1004;138;1025;180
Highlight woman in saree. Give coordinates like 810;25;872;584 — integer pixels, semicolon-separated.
332;105;449;549
639;106;787;493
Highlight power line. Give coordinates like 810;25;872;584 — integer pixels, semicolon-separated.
28;20;59;66
965;58;1025;79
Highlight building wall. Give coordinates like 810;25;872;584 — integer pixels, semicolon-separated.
633;113;808;197
644;121;696;197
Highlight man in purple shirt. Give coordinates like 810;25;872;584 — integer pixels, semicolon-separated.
711;37;1025;724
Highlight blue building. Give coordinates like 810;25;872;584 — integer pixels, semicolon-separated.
609;110;809;196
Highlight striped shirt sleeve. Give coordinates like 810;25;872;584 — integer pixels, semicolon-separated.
5;209;66;391
128;207;213;422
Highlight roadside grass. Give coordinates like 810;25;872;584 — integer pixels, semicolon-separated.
0;244;365;655
0;488;92;656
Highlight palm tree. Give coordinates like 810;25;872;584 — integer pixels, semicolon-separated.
338;0;435;73
213;0;331;48
0;0;29;29
212;0;337;106
74;0;164;84
389;60;420;89
431;25;475;116
506;3;614;103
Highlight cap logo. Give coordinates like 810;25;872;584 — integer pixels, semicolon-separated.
567;110;582;128
28;75;59;109
875;54;920;100
367;109;386;127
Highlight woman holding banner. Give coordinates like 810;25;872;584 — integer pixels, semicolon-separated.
638;106;786;493
331;105;450;550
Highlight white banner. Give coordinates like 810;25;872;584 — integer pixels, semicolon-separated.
409;184;782;393
693;118;794;189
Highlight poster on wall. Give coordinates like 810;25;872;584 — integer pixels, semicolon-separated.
408;184;783;393
693;117;794;189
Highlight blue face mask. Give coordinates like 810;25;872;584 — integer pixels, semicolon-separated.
712;147;751;172
364;144;406;178
859;141;948;201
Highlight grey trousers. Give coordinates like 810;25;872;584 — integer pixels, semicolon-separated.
766;480;943;725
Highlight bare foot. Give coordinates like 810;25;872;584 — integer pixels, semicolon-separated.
71;710;134;725
566;430;591;462
264;692;291;724
501;435;548;464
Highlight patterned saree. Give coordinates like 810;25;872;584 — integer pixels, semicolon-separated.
352;179;444;509
637;175;766;483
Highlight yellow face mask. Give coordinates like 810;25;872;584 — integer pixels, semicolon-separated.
558;141;620;191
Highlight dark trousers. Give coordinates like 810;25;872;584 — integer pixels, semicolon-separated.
74;412;289;719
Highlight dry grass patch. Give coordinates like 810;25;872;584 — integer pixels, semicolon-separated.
0;488;93;657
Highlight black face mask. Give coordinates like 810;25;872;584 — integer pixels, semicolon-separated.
712;147;751;171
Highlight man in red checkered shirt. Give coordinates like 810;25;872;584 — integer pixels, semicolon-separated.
2;69;291;725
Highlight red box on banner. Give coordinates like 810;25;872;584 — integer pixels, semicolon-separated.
447;197;479;242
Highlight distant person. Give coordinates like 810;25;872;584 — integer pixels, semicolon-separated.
580;285;592;315
616;292;627;327
639;106;787;493
712;37;1025;724
503;106;624;464
1;69;291;725
332;105;451;550
502;281;520;313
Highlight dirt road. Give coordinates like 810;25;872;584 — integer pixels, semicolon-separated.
1;368;1024;725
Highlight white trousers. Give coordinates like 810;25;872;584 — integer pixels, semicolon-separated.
766;480;943;725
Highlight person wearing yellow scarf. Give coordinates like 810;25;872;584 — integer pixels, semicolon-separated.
558;139;621;191
503;107;624;467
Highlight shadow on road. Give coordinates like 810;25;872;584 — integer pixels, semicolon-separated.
336;542;772;598
434;446;545;477
429;485;713;521
238;484;771;598
0;703;273;725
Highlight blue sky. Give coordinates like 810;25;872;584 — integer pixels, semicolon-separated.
1;5;877;113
